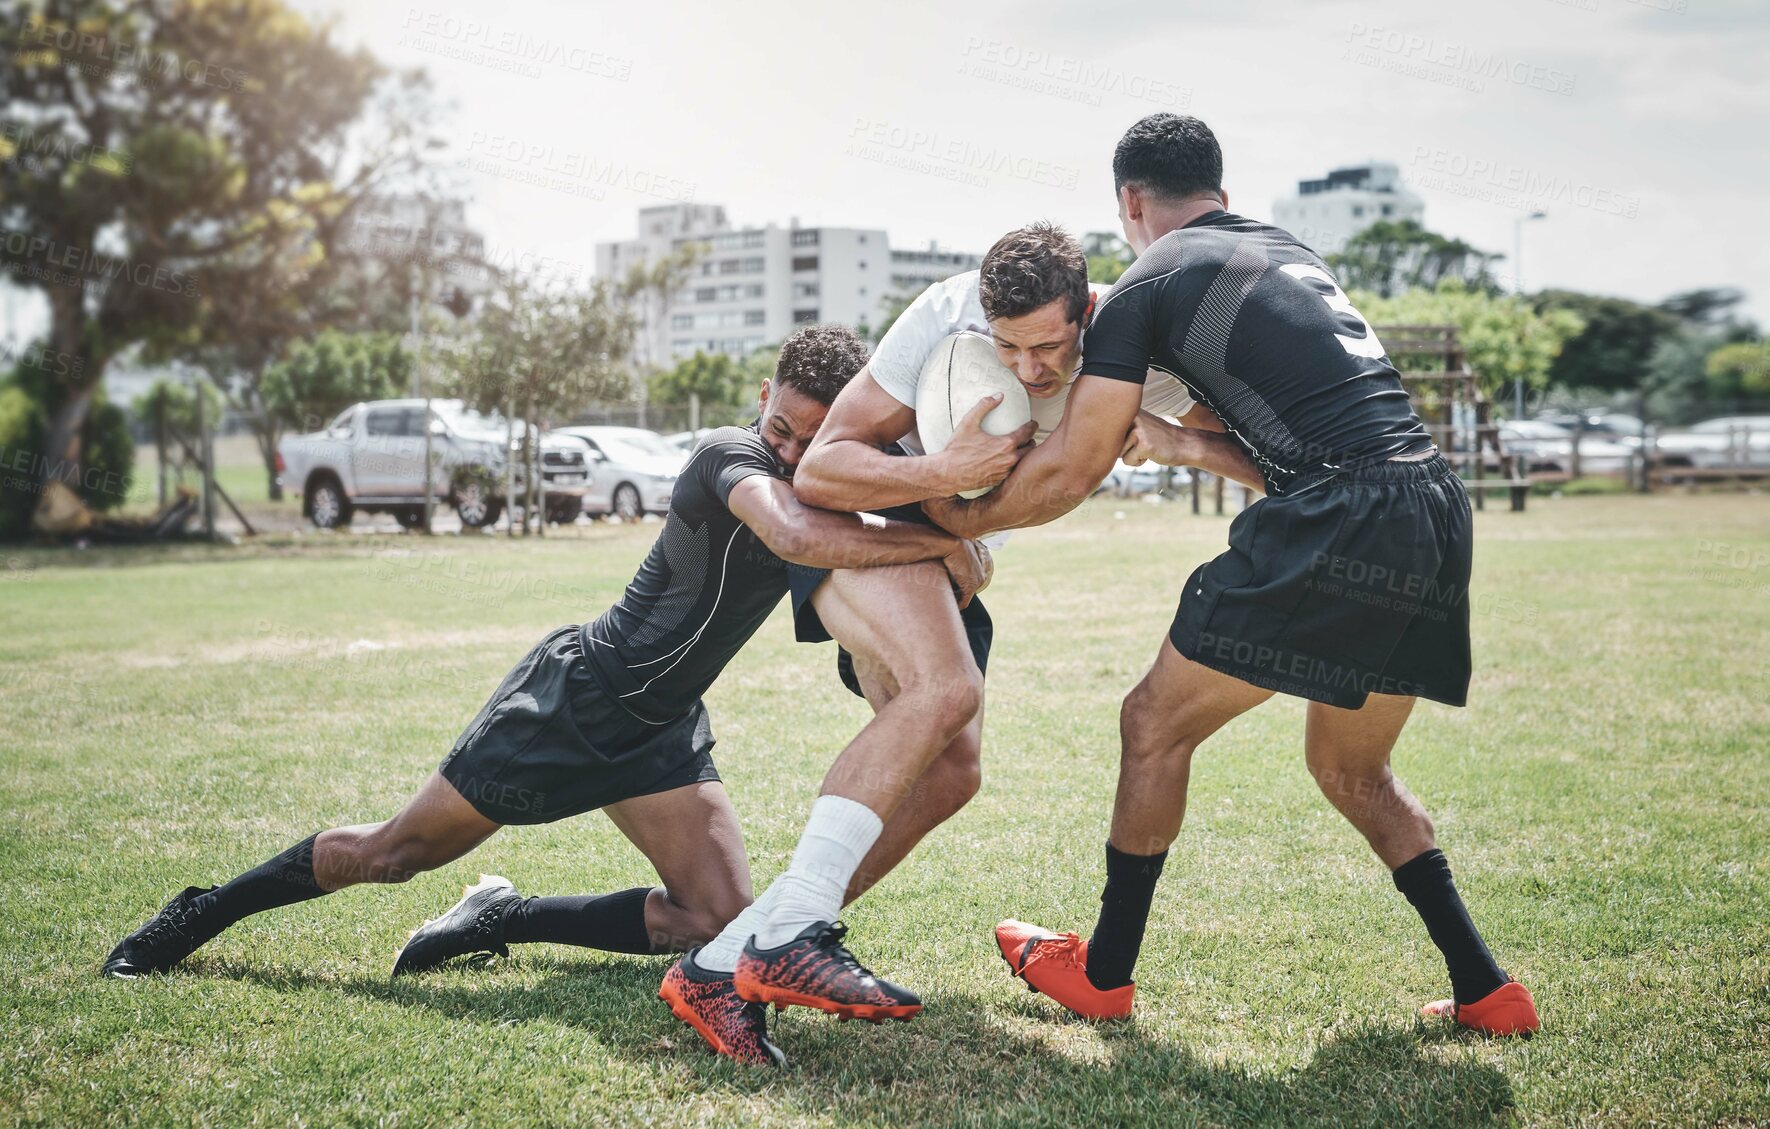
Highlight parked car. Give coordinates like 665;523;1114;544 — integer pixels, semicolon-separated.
1498;420;1635;475
552;426;686;518
1653;415;1770;469
665;429;716;452
1098;461;1193;496
277;399;592;529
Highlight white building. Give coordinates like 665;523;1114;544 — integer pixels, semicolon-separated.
1271;163;1424;256
597;204;980;363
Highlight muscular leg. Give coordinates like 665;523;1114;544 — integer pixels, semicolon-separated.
602;781;754;952
1305;694;1507;1004
707;561;982;956
1303;694;1430;867
842;655;984;903
314;772;501;890
107;773;501;974
1085;638;1273;991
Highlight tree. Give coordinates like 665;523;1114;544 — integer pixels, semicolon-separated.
1532;290;1682;394
1330;220;1500;298
650;351;751;427
259;331;412;433
1083;232;1134;285
1705;341;1770;401
441;272;636;533
0;0;407;529
1353;279;1584;405
617;243;703;425
1658;288;1759;342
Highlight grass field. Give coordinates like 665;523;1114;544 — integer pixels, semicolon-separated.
3;494;1767;1127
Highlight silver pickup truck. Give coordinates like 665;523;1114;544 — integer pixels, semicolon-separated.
276;398;591;529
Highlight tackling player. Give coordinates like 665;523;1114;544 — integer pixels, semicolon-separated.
929;114;1539;1037
668;225;1265;1062
100;326;992;1068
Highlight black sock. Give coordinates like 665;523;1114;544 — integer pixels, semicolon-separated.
502;887;658;954
187;834;327;943
1392;848;1507;1005
1086;841;1167;991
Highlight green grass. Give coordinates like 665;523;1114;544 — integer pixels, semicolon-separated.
2;495;1767;1127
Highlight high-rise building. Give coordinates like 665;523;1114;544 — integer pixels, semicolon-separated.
597;204;980;363
1271;163;1424;256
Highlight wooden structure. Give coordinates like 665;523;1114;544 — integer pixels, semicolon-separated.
1378;324;1531;512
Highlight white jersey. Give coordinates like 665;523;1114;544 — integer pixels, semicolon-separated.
868;270;1196;456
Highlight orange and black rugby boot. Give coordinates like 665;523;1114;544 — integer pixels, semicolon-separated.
1420;979;1540;1037
659;948;787;1067
732;921;921;1022
995;919;1135;1020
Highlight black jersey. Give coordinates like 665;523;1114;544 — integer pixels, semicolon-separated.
581;424;789;724
1082;211;1433;494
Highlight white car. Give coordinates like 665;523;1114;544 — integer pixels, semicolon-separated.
1654;416;1770;469
1098;461;1193;496
553;426;687;518
1498;420;1636;476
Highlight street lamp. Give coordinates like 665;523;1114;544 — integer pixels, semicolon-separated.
1512;211;1546;418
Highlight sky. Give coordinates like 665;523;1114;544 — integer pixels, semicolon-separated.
6;0;1769;344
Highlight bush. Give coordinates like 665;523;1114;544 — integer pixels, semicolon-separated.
0;383;46;538
80;399;135;513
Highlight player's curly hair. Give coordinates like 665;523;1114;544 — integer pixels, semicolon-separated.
1113;113;1222;202
772;323;870;405
978;222;1090;325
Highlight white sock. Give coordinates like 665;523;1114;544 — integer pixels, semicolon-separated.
752;795;884;949
697;882;785;975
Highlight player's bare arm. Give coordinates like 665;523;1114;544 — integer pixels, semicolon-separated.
795;369;1033;511
1121;410;1264;492
726;475;991;605
923;376;1143;539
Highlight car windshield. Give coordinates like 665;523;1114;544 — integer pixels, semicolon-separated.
596;431;681;461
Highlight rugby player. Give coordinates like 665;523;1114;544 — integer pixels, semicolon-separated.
670;226;1264;1061
929;114;1539;1037
100;326;993;1067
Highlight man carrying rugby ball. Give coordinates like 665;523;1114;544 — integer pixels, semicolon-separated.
667;224;1261;1063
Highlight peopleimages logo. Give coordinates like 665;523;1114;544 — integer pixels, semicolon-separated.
0;229;200;298
1345;23;1578;97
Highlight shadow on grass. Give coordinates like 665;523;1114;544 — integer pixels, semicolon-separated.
213;955;1514;1128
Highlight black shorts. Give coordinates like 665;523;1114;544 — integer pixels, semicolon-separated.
787;500;994;699
438;626;720;825
1170;454;1473;710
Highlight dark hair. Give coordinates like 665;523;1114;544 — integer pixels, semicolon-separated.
978;221;1090;324
1112;113;1222;201
772;324;869;405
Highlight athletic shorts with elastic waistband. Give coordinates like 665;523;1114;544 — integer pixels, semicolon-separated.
787;497;993;699
438;625;720;825
1170;454;1473;710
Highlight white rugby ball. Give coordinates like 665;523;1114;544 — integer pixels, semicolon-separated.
914;331;1031;498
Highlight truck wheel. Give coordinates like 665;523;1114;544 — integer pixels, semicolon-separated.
455;481;503;528
309;478;352;530
613;483;642;520
394;507;425;530
547;499;581;524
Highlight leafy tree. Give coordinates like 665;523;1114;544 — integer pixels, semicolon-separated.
1083;232;1134;285
1705;341;1770;400
1658;288;1759;342
870;292;915;343
1330;220;1500;298
1642;331;1714;425
0;0;410;528
1353;279;1584;405
440;273;636;533
650;351;751;426
1532;290;1682;394
260;331;411;433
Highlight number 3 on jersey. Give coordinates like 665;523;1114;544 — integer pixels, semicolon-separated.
1279;264;1386;360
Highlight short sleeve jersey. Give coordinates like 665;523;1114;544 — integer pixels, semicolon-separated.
1082;211;1433;493
581;424;790;724
868;270;1196;456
